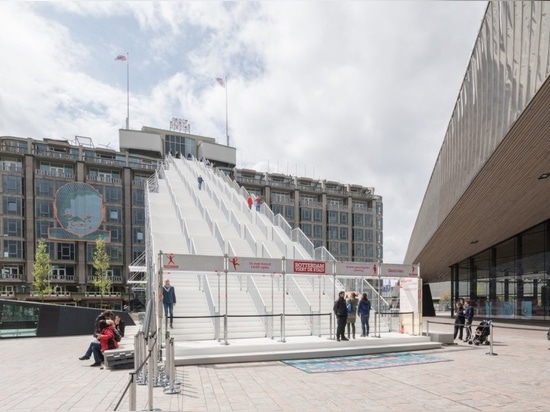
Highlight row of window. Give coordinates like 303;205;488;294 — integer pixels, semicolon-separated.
4;201;145;227
326;242;380;259
3;218;144;244
272;204;378;227
2;176;146;207
1;240;126;262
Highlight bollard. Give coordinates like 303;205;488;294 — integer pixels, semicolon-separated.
129;371;137;411
163;337;181;394
486;321;498;356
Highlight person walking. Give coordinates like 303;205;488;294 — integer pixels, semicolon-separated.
453;300;465;341
346;292;359;339
247;196;253;209
197;175;204;190
333;291;349;341
358;292;372;337
255;196;262;211
162;279;177;328
463;300;474;342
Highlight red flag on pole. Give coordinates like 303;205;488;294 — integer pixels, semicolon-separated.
115;55;127;61
216;77;225;87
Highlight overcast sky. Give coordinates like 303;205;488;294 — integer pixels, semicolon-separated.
0;2;487;264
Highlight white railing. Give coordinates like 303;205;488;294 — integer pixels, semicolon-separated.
243;226;258;253
274;215;292;238
247;276;268;334
292;228;315;258
202;275;220;340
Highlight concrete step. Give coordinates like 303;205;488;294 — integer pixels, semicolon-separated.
170;334;442;366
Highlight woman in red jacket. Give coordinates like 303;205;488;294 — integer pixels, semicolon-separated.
80;319;117;367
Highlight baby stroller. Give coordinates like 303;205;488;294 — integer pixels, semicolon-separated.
469;320;491;345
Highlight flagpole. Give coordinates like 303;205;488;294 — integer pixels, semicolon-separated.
225;75;229;146
126;52;130;130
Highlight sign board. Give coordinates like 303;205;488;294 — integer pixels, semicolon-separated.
399;278;419;313
227;257;281;273
380;263;419;278
161;253;224;272
335;261;377;277
287;260;328;275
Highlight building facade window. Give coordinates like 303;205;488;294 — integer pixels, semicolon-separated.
107;226;123;243
36;221;54;238
313;225;323;238
3;175;22;194
4;197;22;215
300;223;312;237
132;189;145;206
105;186;123;203
132;208;145;225
272;204;283;215
327;226;338;240
300;207;312;221
56;243;76;260
107;207;122;223
3;218;23;237
313;209;322;222
35;178;55;197
35;200;54;218
340;212;348;225
284;206;294;220
3;240;23;259
340;227;348;240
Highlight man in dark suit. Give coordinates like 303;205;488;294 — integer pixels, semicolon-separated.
162;279;177;328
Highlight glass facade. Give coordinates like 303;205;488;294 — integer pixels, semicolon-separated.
452;220;550;320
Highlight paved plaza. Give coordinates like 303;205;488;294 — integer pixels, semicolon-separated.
1;319;549;411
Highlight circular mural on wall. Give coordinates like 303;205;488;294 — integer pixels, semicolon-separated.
54;182;105;237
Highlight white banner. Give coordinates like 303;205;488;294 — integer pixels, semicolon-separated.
227;257;281;273
380;263;420;278
161;253;224;272
399;278;419;313
335;261;378;277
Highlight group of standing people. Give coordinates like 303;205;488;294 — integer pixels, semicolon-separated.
246;195;262;211
333;291;371;341
453;299;474;342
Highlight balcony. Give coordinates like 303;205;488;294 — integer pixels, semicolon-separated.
48;274;75;282
30;291;72;298
34;150;79;162
86;275;123;283
1;144;29;155
296;184;323;193
86;175;122;184
35;169;74;179
84;292;121;298
86;157;126;168
1;164;23;173
0;273;21;281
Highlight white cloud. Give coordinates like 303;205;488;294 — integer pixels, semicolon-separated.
0;1;487;263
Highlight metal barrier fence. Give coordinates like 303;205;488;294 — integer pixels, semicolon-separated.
426;319;497;356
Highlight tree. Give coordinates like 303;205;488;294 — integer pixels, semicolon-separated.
440;291;452;310
32;239;53;301
92;236;111;307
